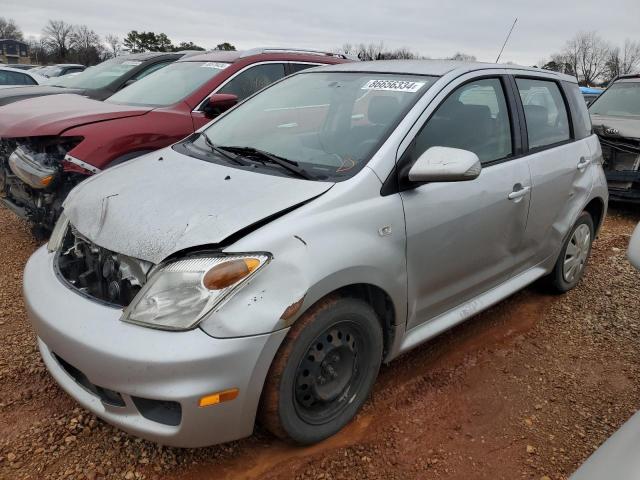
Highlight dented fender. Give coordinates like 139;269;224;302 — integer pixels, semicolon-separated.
198;168;408;339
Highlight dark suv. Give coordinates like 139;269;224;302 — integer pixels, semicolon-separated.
0;52;187;106
589;74;640;202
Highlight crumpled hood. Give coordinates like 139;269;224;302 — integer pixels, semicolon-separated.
591;115;640;140
0;94;152;138
64;148;334;263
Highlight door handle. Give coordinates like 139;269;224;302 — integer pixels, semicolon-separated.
577;157;590;171
508;185;531;200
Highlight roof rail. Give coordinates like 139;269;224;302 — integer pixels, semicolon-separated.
239;47;356;60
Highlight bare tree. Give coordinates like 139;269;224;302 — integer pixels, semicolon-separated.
562;31;610;85
337;42;420;60
105;34;122;58
70;25;103;65
0;17;23;40
42;20;74;61
449;52;477;62
604;39;640;81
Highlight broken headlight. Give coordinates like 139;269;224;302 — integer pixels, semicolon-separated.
47;211;69;253
122;254;271;331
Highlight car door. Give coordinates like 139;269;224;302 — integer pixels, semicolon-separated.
399;73;533;330
511;74;594;264
191;62;287;130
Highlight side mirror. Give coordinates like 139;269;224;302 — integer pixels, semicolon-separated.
408;146;481;183
628;223;640;270
204;93;238;118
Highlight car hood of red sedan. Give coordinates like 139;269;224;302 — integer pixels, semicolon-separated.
0;94;153;138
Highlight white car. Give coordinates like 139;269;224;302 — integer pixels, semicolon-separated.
570;224;640;479
0;66;47;87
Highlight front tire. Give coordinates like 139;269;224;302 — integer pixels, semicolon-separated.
259;296;383;444
547;211;594;293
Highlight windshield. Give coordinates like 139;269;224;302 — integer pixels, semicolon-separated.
590;81;640;117
193;72;437;181
106;61;230;107
48;58;142;89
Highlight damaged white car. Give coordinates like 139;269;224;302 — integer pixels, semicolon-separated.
25;61;608;447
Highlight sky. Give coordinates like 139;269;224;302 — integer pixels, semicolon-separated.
3;0;640;66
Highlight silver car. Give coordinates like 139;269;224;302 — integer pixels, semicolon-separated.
24;60;608;447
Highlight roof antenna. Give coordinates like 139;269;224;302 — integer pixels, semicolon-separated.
495;17;518;63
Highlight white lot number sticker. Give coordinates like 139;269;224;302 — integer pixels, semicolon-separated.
362;79;425;93
121;60;142;66
201;62;229;69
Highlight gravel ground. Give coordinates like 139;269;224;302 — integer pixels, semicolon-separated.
0;204;639;480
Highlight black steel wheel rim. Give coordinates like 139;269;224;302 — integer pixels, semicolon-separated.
293;320;368;425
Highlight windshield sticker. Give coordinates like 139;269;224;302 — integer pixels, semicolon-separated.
201;62;229;69
362;79;426;93
121;60;142;66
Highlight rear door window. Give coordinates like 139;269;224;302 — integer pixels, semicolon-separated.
218;63;286;101
516;78;571;149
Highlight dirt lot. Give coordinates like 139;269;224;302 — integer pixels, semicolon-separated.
0;204;639;480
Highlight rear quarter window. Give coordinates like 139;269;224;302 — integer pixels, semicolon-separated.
563;81;592;139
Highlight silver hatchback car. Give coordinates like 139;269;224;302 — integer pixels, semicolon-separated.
24;60;608;447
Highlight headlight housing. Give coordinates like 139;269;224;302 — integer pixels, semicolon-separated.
47;211;69;252
122;253;271;330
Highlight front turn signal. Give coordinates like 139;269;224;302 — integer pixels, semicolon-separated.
203;258;261;290
199;388;239;407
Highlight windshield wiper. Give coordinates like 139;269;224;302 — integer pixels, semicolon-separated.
200;134;247;166
217;146;313;180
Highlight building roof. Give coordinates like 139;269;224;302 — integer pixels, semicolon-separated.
0;38;28;45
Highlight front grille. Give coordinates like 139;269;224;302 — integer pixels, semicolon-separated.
56;225;151;307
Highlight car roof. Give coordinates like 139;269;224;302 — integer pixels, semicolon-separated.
177;47;352;64
313;59;578;82
580;86;603;94
0;65;46;82
0;65;40;75
615;73;640;82
118;51;183;61
51;64;85;68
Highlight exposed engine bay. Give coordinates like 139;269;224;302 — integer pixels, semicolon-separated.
598;135;640;201
0;137;85;234
56;224;152;307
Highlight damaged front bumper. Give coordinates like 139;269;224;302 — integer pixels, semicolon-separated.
599;136;640;202
24;246;288;447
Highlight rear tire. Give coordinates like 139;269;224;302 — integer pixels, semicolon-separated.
259;295;383;444
546;211;594;293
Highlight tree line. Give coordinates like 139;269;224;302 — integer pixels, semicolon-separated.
539;31;639;86
2;16;639;83
0;17;235;66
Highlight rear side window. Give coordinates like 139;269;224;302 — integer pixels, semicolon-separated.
516;78;570;149
563;81;592;139
0;70;35;85
289;63;318;74
132;61;172;81
218;63;286;101
412;78;512;164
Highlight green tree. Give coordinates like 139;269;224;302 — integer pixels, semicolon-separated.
123;31;174;53
215;42;236;51
175;41;205;51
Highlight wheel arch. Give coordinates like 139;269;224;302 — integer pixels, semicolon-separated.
584;196;606;235
297;282;397;360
